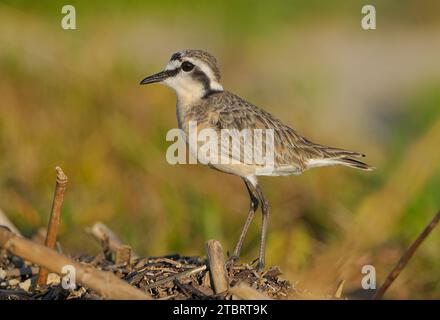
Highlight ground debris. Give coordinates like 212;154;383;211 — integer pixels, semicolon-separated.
0;249;296;300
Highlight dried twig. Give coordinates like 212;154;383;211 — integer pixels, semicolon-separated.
229;283;272;300
174;279;210;299
32;228;48;244
373;210;440;300
143;265;207;290
0;208;22;236
87;222;138;259
206;239;229;294
0;226;151;300
115;245;132;266
37;166;68;286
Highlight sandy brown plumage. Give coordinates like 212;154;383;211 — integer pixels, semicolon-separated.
140;49;374;270
182;90;373;174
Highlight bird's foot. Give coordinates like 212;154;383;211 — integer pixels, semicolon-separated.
226;254;239;266
226;254;239;273
251;258;265;272
255;262;265;272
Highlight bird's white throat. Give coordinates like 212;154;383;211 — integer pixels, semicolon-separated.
164;76;205;106
164;74;223;107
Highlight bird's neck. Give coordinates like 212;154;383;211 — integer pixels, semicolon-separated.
174;84;223;107
175;87;204;107
175;92;201;131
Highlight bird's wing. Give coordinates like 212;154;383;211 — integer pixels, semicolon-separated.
205;91;367;171
204;91;304;170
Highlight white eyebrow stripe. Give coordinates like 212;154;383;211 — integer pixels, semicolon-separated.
185;57;223;91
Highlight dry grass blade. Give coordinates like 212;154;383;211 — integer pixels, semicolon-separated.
303;120;440;292
334;280;345;299
373;210;440;300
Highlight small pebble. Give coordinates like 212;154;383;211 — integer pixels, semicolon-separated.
47;273;61;285
19;279;32;291
8;278;20;286
0;268;6;280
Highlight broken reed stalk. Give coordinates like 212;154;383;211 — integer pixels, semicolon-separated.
37;166;68;286
373;210;440;300
115;245;132;266
88;222;139;259
229;283;272;300
205;239;229;294
0;226;151;300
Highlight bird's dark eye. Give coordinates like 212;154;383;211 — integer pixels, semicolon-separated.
181;61;194;72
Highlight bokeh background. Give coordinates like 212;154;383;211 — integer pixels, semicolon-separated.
1;0;440;299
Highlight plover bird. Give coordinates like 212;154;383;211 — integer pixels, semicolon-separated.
140;49;373;269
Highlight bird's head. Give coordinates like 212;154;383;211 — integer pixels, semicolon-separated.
140;49;223;102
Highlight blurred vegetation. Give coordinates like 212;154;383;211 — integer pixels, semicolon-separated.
1;0;440;298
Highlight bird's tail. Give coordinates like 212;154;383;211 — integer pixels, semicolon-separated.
331;156;374;171
306;147;375;171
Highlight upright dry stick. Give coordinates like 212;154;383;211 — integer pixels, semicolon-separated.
373;210;440;300
0;227;151;299
37;166;68;286
206;239;229;294
115;245;132;266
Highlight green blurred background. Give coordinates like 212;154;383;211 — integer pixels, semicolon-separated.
1;0;440;298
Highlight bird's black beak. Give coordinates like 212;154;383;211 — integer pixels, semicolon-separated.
139;70;170;85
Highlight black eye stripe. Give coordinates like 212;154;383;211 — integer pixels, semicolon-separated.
166;68;179;77
192;69;210;91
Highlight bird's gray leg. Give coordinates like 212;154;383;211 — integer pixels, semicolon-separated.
230;178;259;263
255;184;269;270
